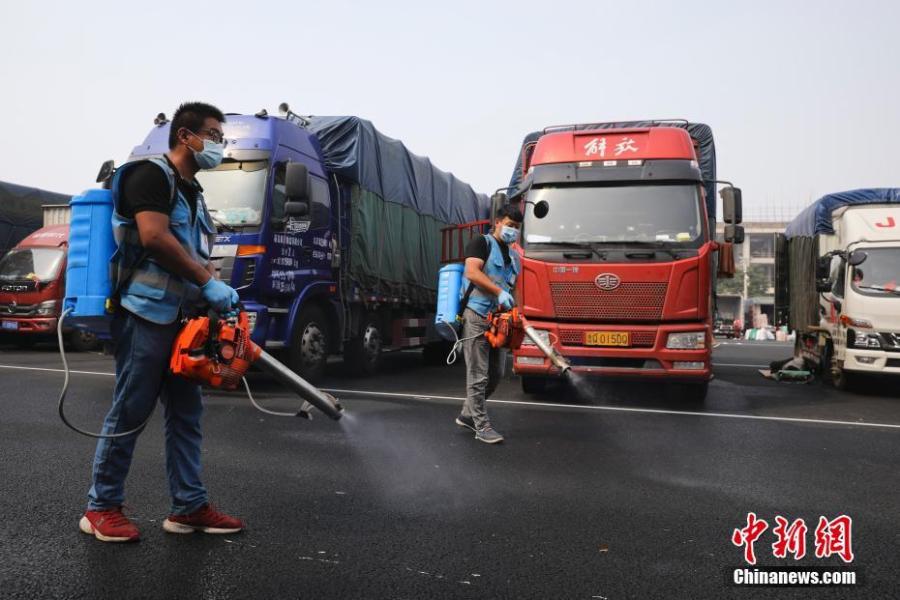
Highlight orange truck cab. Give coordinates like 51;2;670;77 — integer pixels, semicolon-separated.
0;225;96;350
503;121;743;400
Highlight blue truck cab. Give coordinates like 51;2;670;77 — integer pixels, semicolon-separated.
127;108;489;382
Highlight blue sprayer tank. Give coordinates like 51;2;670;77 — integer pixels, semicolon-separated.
64;188;116;325
434;263;464;340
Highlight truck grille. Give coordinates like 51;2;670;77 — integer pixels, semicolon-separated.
558;329;657;347
0;302;37;316
550;282;668;321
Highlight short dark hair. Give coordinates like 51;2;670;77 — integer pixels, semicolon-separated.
168;101;226;149
495;203;524;223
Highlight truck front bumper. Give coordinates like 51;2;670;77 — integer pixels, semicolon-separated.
0;317;58;335
512;320;712;381
843;348;900;375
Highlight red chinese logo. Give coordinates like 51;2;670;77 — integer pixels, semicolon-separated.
772;516;807;560
731;512;769;565
814;515;855;563
732;514;854;564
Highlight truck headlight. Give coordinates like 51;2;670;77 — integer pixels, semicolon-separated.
666;331;706;349
850;329;881;349
34;300;59;316
521;328;551;347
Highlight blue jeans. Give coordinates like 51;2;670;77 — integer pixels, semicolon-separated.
87;310;208;515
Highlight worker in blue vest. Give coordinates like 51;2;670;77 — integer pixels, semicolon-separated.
79;102;243;542
455;204;523;444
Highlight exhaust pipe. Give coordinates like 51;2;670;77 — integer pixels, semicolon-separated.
254;349;343;420
522;324;572;374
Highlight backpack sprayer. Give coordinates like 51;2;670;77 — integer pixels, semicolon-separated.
434;263;571;371
57;176;341;439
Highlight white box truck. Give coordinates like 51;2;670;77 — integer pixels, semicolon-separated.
777;189;900;389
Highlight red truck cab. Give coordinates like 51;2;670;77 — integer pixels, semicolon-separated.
509;125;737;400
0;225;96;350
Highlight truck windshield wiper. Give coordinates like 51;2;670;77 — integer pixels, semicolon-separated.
856;284;900;296
594;241;679;259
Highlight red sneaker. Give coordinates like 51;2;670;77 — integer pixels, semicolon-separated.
79;508;140;543
163;504;243;534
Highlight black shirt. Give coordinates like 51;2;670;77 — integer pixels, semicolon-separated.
464;235;511;265
118;157;200;220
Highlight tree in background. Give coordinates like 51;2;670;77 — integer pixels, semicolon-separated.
747;265;773;297
717;267;744;295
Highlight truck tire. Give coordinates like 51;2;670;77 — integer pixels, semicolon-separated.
344;321;382;377
14;336;37;349
831;364;856;391
423;341;453;366
289;306;330;384
521;376;548;395
669;381;709;403
69;329;99;352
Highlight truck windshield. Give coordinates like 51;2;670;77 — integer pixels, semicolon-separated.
524;183;704;246
851;248;900;297
0;248;65;282
196;159;268;227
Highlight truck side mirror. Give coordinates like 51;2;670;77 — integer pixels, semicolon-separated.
533;200;550;219
724;224;744;244
491;192;508;221
285;162;310;202
815;255;833;291
96;159;115;187
848;250;867;266
720;187;743;224
284;201;309;217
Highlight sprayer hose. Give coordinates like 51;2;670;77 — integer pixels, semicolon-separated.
57;308;155;439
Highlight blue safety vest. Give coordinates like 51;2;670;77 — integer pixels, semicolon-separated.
110;157;216;324
462;234;520;317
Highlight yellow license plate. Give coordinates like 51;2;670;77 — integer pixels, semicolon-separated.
584;331;630;347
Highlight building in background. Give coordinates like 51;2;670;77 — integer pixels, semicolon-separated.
716;220;789;328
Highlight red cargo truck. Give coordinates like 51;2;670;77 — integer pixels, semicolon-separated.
0;224;97;350
495;121;742;400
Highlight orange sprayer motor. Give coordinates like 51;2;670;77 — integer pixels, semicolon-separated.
170;311;261;390
486;307;572;373
170;310;343;420
485;307;527;350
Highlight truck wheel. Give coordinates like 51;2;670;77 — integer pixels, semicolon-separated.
69;329;99;352
669;381;709;403
423;341;453;366
289;306;330;384
831;365;855;391
344;321;382;377
14;337;37;349
521;376;548;395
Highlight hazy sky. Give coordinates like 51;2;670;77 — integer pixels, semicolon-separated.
2;0;897;220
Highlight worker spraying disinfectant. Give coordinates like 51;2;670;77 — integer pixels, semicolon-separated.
60;102;341;544
434;205;571;444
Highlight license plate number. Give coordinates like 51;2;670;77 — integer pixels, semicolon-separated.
1;320;18;331
585;331;629;346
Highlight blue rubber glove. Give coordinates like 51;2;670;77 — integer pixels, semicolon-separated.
201;278;239;313
497;290;515;310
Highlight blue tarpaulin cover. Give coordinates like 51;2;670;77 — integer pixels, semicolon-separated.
508;121;717;219
0;181;71;255
308;116;490;223
784;188;900;239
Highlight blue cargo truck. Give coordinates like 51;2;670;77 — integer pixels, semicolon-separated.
120;106;489;382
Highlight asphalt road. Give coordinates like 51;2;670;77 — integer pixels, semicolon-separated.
1;339;898;599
